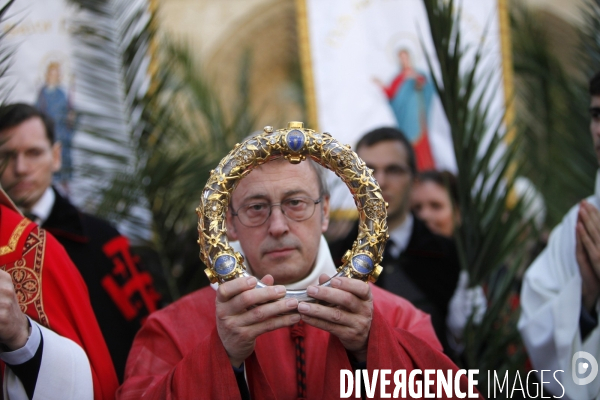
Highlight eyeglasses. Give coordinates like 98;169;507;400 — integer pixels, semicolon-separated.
232;196;322;227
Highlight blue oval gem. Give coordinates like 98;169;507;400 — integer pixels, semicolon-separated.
287;130;305;152
214;254;236;276
351;254;374;274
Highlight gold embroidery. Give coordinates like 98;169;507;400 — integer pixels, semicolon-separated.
0;227;49;327
34;228;48;327
0;219;29;256
10;263;40;312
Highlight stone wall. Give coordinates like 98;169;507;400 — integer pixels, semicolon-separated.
158;0;303;130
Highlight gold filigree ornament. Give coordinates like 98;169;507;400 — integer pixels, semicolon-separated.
197;121;389;302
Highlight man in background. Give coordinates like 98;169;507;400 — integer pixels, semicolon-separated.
519;71;600;399
0;103;161;381
329;127;460;354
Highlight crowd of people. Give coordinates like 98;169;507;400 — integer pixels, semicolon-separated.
0;72;597;398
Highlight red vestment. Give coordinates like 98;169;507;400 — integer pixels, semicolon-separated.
118;284;482;399
0;204;119;400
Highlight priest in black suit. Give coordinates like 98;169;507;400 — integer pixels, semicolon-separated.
329;127;460;355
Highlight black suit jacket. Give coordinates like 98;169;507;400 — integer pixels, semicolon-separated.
42;188;161;381
329;215;460;354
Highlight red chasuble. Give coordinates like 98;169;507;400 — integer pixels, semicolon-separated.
0;204;119;400
118;284;482;399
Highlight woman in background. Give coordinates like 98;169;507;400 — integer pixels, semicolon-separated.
411;170;459;238
411;170;486;353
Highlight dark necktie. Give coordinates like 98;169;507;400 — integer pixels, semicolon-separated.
24;212;40;225
382;239;396;263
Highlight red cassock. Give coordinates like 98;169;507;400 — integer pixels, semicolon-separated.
118;284;483;399
0;204;119;400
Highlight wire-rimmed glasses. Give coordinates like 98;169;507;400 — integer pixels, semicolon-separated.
232;196;322;227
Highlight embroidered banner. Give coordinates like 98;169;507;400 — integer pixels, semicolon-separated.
1;0;79;187
298;0;510;211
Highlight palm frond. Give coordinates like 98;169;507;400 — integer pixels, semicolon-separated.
67;0;151;209
422;0;536;389
512;3;596;228
68;0;258;299
582;0;600;76
91;34;255;299
0;0;16;104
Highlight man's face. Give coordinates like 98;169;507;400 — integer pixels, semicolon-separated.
357;140;413;229
0;117;61;210
590;95;600;166
226;160;330;285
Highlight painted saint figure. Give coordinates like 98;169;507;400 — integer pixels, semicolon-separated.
374;49;436;170
36;62;76;190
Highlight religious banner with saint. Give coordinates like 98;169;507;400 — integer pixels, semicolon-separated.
296;0;512;213
0;0;79;190
0;0;151;214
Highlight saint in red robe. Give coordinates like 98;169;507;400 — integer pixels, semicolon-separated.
382;69;437;171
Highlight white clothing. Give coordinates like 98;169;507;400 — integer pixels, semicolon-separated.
1;317;41;366
387;214;414;259
518;170;600;399
27;188;54;225
2;320;93;400
446;271;486;349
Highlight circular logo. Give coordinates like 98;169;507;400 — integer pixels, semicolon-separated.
572;351;599;386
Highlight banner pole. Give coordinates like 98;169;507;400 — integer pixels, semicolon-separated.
498;0;515;141
295;0;319;130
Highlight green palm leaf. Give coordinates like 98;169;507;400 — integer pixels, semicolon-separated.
422;0;535;393
69;0;255;299
512;3;596;228
0;0;16;104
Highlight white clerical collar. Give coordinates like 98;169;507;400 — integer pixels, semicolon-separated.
27;187;55;225
387;213;414;259
284;235;337;290
212;235;338;290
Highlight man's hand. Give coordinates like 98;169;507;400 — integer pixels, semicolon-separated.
215;275;300;367
0;270;29;350
576;200;600;312
297;275;373;362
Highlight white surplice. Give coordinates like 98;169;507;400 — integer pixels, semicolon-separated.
2;320;93;400
519;170;600;400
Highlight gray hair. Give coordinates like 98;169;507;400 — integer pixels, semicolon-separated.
307;159;329;198
242;131;329;198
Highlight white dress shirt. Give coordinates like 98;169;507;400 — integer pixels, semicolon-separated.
26;188;55;225
386;214;414;259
